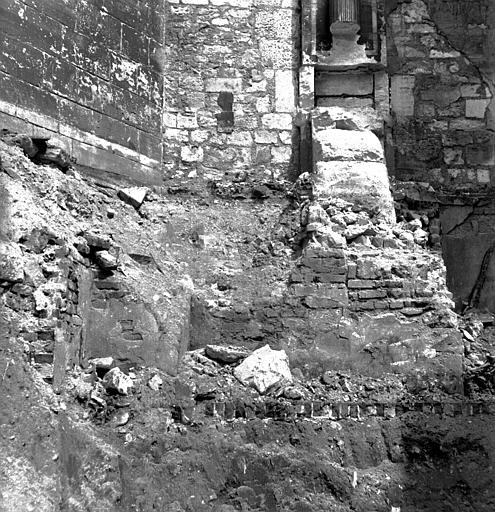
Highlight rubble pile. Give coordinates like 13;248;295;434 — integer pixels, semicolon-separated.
2;133;495;511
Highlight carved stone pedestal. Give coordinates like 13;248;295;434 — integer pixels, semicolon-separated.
320;0;374;66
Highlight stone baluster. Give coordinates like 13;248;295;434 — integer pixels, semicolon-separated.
330;0;360;24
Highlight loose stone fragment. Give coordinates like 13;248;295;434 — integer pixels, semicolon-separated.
205;344;249;364
95;250;118;270
14;134;39;157
39;142;71;170
234;344;292;394
148;374;163;391
89;357;114;371
0;240;24;283
102;367;134;395
82;231;112;250
110;410;130;427
118;187;148;209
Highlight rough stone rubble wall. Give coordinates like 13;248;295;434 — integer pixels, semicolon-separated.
162;0;299;184
387;0;495;190
0;0;165;183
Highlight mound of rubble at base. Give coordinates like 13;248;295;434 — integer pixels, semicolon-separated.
2;134;495;511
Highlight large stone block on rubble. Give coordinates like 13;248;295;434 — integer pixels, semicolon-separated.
234;344;292;394
314;161;396;224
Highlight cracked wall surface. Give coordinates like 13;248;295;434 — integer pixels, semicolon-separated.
387;0;494;189
386;0;495;312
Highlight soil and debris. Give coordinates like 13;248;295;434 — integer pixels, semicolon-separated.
2;134;495;511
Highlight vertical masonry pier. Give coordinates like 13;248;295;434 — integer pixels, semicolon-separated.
300;0;395;224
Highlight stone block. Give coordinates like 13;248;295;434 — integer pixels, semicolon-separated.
477;169;490;184
180;146;204;163
348;279;375;289
275;70;295;112
314;161;396;224
313;129;384;162
358;289;386;299
466;141;495;166
465;99;490;119
255;10;295;40
271;145;291;164
176;113;198;129
205;77;243;93
421;85;461;108
262;113;293;130
315;71;373;97
356;260;378;279
390;75;415;119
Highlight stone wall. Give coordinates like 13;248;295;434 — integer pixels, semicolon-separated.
0;0;164;183
386;0;495;190
162;0;299;185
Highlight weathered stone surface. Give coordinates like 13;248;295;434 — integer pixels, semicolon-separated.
118;187;148;209
102;367;134;395
148;374;163;391
0;1;164;179
314;162;396;224
95;250;118;270
205;344;248;364
315;71;373;97
314;129;384;163
89;356;114;370
234;345;292;394
0;239;24;283
312;107;382;134
82;231;112;250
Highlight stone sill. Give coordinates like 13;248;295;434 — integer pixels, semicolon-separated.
314;61;385;73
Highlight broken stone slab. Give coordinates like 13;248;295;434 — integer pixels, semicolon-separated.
117;187;148;209
102;367;134;395
205;344;249;364
234;344;292;394
95;250;118;270
38;143;71;170
89;357;114;371
82;231;112;251
344;222;376;241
